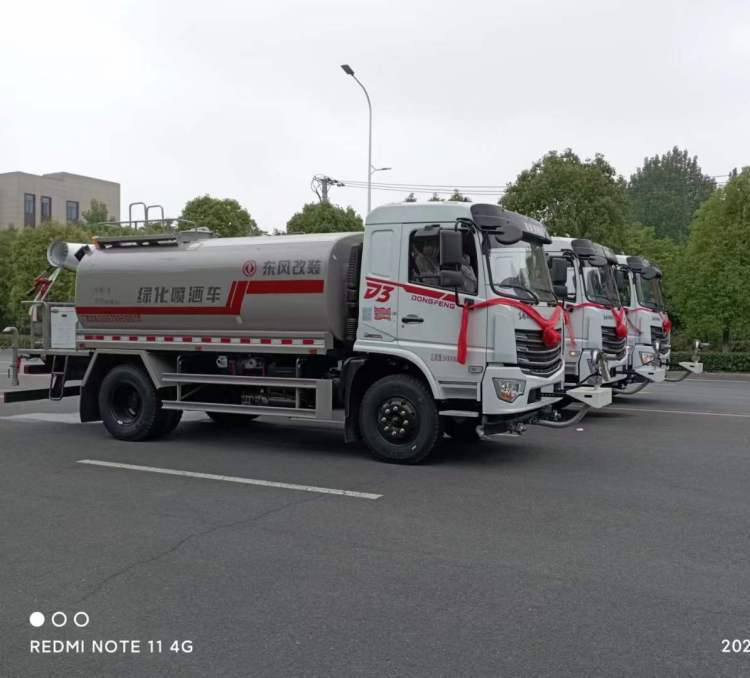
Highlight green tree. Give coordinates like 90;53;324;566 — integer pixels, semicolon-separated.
627;147;716;241
82;199;111;225
676;168;750;350
404;193;417;203
285;202;363;234
0;229;14;327
446;189;471;202
501;149;630;248
180;195;260;237
428;193;444;202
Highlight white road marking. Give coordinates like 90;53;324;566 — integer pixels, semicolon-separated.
607;406;750;419
77;459;382;500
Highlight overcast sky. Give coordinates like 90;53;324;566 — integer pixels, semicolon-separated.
2;0;748;231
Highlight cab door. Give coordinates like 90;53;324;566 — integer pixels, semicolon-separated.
396;225;487;399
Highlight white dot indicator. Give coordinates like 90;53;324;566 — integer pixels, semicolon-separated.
29;612;45;627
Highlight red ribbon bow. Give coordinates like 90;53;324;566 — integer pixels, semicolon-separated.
457;298;562;365
660;313;672;334
611;307;628;339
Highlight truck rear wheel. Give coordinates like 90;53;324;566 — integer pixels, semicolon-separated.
153;409;183;437
99;364;166;441
206;411;258;425
359;374;440;464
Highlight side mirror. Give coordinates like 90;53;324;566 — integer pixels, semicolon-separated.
439;270;464;289
493;224;523;245
553;284;568;300
587;254;608;267
642;266;659;280
439;230;464;267
614;269;625;288
549;258;568;285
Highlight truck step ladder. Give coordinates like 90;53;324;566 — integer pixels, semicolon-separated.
49;355;69;401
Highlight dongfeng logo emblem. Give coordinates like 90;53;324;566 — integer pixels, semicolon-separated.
242;260;257;277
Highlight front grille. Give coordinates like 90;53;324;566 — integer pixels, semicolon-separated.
515;329;563;377
651;326;670;353
601;326;627;361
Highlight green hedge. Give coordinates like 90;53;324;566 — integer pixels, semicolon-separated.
670;351;750;373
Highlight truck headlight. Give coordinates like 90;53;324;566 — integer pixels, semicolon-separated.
641;352;655;365
493;378;526;403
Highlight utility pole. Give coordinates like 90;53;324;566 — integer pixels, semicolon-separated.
312;175;343;203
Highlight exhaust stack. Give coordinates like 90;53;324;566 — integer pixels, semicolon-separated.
47;241;91;271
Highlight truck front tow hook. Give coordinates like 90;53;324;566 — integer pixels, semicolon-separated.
535;405;590;428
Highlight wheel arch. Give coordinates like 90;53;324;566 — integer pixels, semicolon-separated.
80;351;175;422
342;353;438;442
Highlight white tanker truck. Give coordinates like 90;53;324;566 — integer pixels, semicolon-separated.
4;203;611;464
543;237;628;395
613;254;704;391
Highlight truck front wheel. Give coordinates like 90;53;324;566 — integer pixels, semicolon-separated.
99;364;166;441
359;374;440;464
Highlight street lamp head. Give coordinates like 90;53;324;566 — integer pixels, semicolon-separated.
340;64;354;76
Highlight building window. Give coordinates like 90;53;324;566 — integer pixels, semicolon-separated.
24;193;36;227
41;196;52;223
66;200;79;224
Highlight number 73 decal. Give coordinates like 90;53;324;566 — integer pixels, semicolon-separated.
365;280;395;302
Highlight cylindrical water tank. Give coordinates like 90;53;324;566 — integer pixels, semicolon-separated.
74;232;363;340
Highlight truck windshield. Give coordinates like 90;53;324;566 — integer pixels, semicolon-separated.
488;241;557;304
582;262;620;307
635;273;665;310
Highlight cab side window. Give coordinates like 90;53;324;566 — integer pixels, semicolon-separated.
565;260;577;301
408;229;478;295
616;266;632;305
548;255;577;301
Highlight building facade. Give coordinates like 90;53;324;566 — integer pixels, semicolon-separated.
0;171;120;229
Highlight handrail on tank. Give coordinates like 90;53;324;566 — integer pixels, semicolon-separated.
146;204;165;227
128;202;147;229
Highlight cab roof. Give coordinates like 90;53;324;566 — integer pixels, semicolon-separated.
366;202;551;242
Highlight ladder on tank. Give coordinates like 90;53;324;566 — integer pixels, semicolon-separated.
49;355;69;401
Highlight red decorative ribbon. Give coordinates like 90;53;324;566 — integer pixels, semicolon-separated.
562;306;576;347
32;275;52;297
625;308;642;335
565;301;628;339
611;307;628;338
457;298;562;364
660;312;672;334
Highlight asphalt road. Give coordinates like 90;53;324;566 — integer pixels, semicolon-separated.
1;362;749;677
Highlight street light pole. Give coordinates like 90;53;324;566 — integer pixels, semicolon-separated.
341;64;373;215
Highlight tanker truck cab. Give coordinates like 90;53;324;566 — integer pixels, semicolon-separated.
355;203;610;455
543;238;629;392
7;203;607;466
614;255;703;388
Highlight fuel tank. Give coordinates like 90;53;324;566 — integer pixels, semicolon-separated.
73;232;363;340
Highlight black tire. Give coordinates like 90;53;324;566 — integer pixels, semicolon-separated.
153;409;183;438
444;418;481;443
206;411;258;425
99;364;164;441
359;374;440;464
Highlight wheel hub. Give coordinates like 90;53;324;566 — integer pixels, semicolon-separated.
376;397;418;444
112;384;142;424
